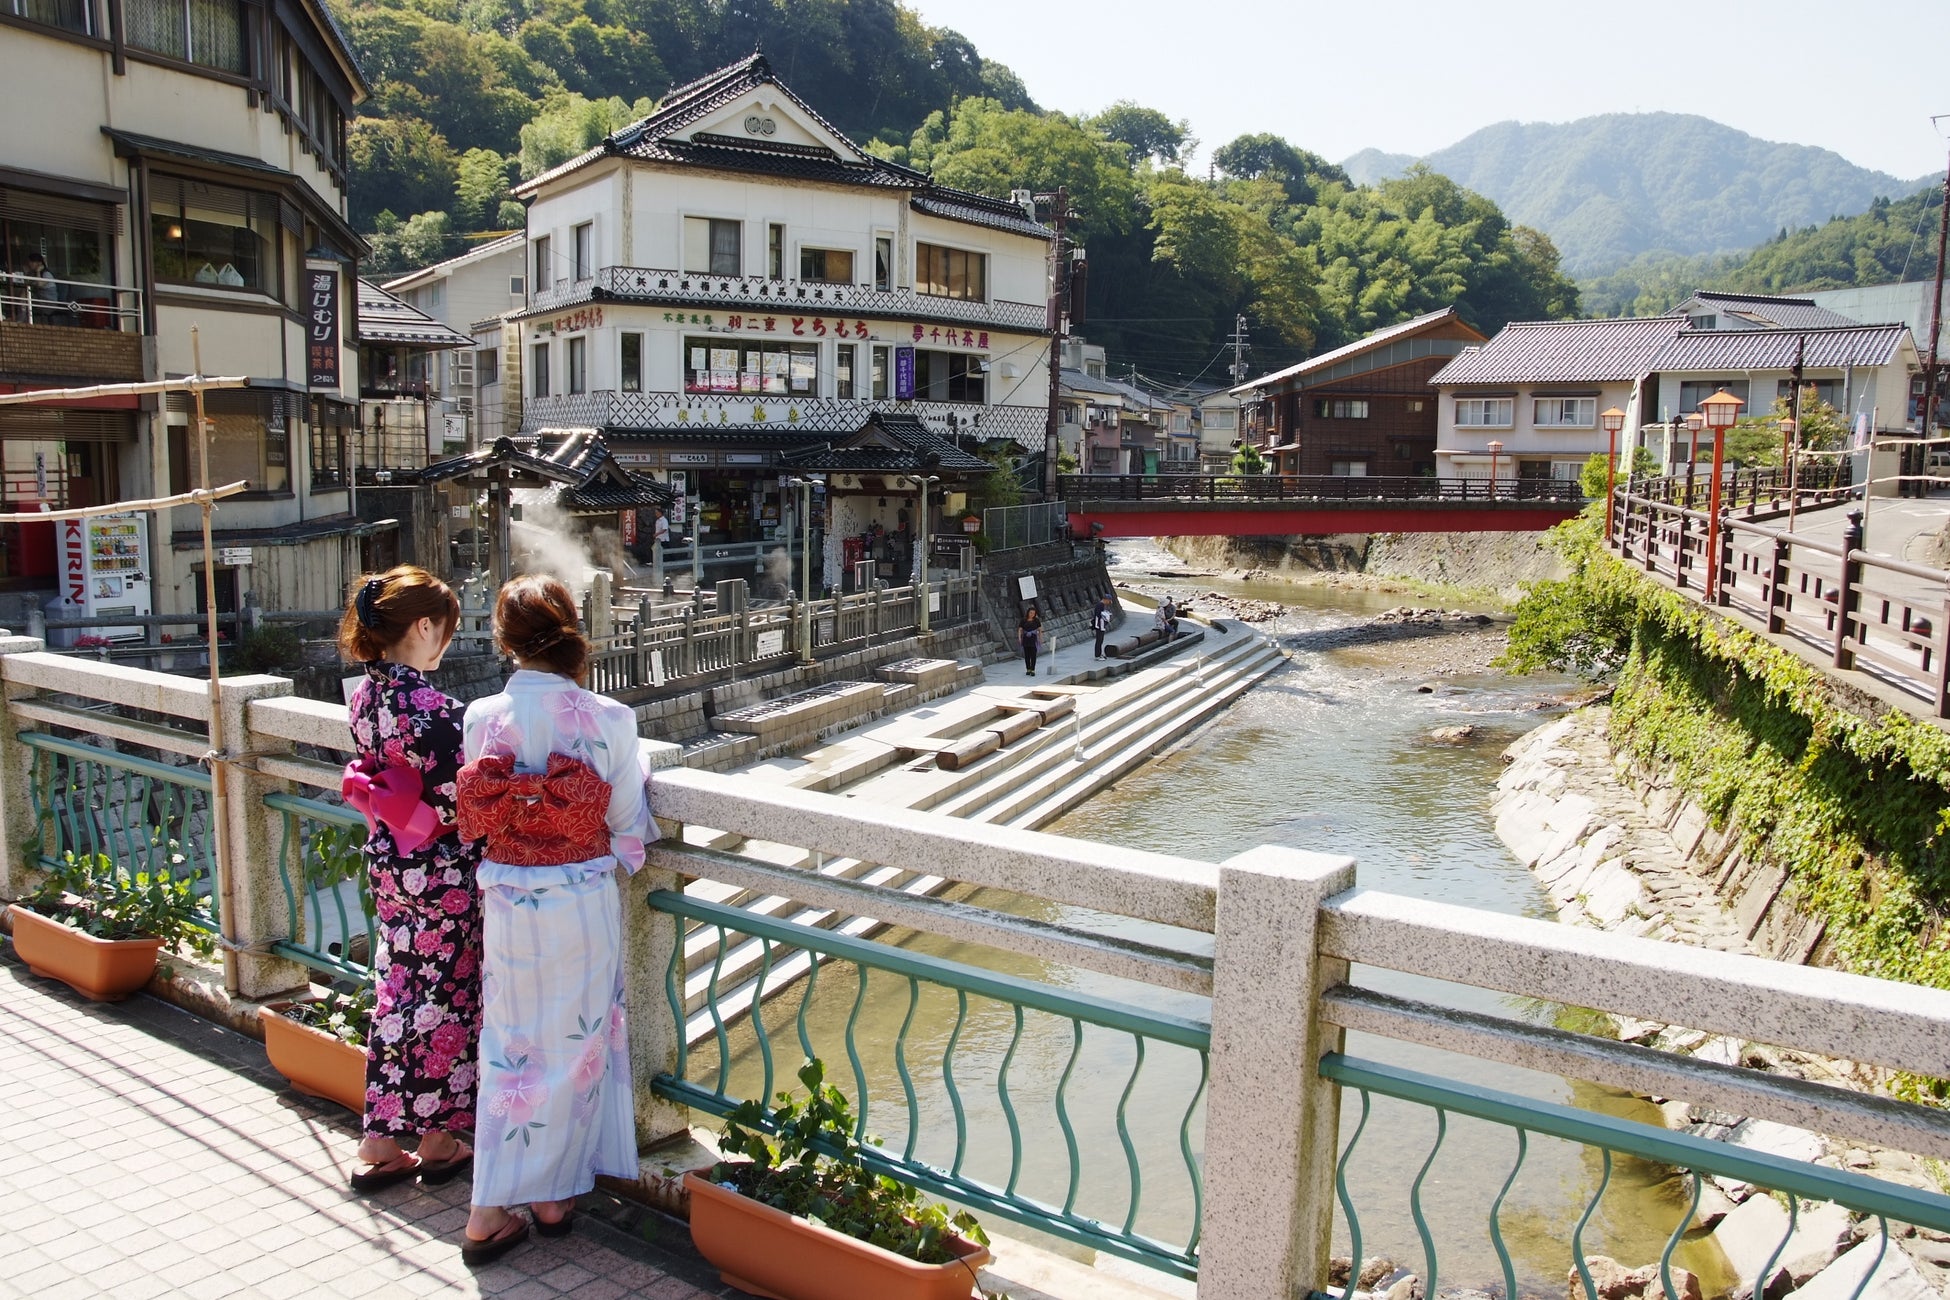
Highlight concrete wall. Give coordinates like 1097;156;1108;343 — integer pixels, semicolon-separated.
980;546;1118;657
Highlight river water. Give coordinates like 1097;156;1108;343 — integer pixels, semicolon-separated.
711;540;1723;1296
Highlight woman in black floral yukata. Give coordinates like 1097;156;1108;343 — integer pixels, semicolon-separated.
337;566;484;1193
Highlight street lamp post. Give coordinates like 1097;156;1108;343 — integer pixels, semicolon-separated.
1600;406;1627;540
1486;440;1503;497
1684;411;1705;507
1700;388;1745;602
1781;415;1801;530
900;473;940;634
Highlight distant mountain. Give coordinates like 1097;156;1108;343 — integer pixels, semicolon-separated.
1339;114;1925;275
1341;147;1416;188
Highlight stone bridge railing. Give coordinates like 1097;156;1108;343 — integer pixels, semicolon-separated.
1;645;1948;1296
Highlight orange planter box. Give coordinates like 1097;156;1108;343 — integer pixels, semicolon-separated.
6;903;163;1002
260;1003;368;1114
685;1170;990;1300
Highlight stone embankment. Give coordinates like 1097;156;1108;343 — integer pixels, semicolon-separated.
1493;708;1949;1299
1160;529;1566;603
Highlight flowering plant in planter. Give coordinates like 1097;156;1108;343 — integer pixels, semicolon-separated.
22;848;213;952
7;848;213;1000
711;1058;990;1266
273;985;372;1048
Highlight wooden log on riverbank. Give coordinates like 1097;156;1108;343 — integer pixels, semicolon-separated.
936;730;1001;771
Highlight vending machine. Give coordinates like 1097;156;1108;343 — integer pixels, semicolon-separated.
57;514;151;642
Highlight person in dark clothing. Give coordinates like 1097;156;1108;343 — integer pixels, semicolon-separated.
1018;605;1042;676
1091;595;1114;659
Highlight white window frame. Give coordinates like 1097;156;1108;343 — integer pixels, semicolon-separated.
530;341;550;398
798;245;858;286
572;221;594;281
1532;396;1596;429
1455;397;1514;428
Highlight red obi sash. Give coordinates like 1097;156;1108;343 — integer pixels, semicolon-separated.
341;756;453;856
455;752;613;866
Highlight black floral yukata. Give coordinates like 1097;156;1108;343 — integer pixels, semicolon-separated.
346;661;485;1140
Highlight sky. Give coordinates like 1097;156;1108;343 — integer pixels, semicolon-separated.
904;0;1948;183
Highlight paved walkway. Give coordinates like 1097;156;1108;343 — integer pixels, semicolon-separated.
0;952;736;1300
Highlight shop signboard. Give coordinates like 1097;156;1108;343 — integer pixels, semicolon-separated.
724;453;766;465
305;268;340;390
894;347;915;400
668;472;688;526
668;453;711;465
620;510;636;546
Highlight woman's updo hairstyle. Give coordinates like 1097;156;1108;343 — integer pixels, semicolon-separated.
337;566;460;663
493;574;589;683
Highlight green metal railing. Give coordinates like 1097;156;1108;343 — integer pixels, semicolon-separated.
265;792;375;984
21;731;219;934
1323;1054;1950;1300
648;890;1211;1278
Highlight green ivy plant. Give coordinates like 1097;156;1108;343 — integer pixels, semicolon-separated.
711;1058;992;1269
277;985;373;1048
23;848;215;955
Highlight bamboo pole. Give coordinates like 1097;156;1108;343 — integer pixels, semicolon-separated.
0;375;249;405
0;482;246;525
190;328;241;994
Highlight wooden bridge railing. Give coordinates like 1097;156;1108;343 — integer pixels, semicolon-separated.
1611;469;1950;718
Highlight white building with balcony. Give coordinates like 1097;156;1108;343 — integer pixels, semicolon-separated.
1;0;375;623
507;54;1053;570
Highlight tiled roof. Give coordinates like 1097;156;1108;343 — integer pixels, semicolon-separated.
1430;317;1682;386
911;191;1048;240
1431;315;1915;387
1235;308;1476;393
1652;324;1911;372
356;279;471;349
512;55;1048;243
419;432;672;506
1687;292;1860;331
780;413;990;473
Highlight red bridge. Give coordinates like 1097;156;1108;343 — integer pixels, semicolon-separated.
1058;474;1586;537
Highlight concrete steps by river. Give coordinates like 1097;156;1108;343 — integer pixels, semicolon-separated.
666;622;1285;1035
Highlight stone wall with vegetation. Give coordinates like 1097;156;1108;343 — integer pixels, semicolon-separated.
1504;508;1950;1087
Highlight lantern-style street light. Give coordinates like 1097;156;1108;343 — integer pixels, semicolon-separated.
1486;439;1503;498
1600;406;1627;540
1700;388;1745;600
1683;411;1706;506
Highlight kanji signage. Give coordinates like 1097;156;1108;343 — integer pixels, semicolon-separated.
540;307;603;334
894;347;915;400
306;269;339;390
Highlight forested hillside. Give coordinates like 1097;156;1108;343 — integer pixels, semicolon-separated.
1580;184;1945;317
335;0;1580;380
1341;114;1923;276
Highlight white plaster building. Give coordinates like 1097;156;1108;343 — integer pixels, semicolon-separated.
382;232;527;442
1431;316;1921;483
0;0;374;621
506;54;1053;580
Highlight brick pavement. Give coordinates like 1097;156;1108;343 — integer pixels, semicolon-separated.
0;953;742;1300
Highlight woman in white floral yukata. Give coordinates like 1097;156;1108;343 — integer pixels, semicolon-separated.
338;566;483;1194
452;574;651;1265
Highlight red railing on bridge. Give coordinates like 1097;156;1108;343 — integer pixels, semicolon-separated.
1058;473;1585;504
1608;466;1950;718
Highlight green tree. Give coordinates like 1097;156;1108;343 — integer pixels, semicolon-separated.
1089;101;1190;167
1498;509;1640;679
517;92;656;179
920;99;1137;244
347;116;459;232
1230;442;1266;475
1579;447;1658;497
366;211;460;276
452;148;514;230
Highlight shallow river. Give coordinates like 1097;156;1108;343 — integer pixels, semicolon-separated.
712;540;1723;1296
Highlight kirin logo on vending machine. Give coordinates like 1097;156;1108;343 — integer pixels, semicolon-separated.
63;520;85;607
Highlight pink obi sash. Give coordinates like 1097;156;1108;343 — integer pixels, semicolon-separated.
341;756;454;856
455;752;613;867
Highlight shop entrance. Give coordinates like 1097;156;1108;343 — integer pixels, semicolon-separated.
0;426;123;588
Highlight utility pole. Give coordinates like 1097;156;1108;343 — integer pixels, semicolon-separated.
1229;313;1250;386
1041;186;1069;500
1920;145;1949;471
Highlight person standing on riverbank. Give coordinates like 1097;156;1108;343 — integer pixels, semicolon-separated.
1018;605;1042;676
1092;596;1113;659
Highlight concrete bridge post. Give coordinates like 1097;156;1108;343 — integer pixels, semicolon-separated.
0;636;44;900
623;737;689;1150
1199;845;1356;1299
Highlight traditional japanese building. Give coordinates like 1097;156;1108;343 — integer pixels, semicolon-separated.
508;53;1054;589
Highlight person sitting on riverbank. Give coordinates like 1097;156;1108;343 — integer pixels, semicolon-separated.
1154;597;1178;639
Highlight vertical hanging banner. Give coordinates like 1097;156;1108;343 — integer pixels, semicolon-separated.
894;346;915;400
306;267;340;391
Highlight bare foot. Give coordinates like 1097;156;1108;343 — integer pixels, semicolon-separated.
356;1136;405;1167
466;1206;517;1242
